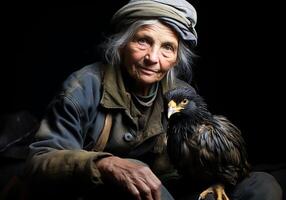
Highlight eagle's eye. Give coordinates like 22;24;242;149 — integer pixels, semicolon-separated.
181;99;189;105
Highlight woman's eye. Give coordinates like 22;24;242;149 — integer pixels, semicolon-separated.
138;38;148;45
163;44;174;52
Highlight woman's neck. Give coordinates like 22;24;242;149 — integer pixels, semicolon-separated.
132;82;153;96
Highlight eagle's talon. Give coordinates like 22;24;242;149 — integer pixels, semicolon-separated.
199;184;229;200
199;188;213;199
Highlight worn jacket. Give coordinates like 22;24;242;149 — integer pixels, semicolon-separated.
26;62;194;190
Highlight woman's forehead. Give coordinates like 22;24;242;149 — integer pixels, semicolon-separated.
135;23;179;43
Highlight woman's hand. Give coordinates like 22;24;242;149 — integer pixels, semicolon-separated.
96;156;162;200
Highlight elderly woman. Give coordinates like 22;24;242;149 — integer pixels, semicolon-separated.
25;0;282;200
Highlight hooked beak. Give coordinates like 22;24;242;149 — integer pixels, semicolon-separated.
167;100;183;118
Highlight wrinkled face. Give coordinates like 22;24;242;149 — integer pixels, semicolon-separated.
121;22;179;87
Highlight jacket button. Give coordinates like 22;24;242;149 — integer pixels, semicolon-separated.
123;132;134;142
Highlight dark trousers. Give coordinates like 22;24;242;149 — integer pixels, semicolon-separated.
168;172;282;200
5;172;281;200
81;171;282;200
230;172;282;200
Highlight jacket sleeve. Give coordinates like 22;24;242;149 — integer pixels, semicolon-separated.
25;65;112;187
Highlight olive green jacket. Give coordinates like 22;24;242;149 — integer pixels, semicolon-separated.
26;62;193;189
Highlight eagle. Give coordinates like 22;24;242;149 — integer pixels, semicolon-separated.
164;87;251;200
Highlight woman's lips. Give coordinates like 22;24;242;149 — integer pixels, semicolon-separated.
137;65;159;75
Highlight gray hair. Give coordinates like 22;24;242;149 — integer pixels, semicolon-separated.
101;19;195;84
111;0;198;46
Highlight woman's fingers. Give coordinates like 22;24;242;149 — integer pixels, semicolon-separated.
96;156;162;200
143;169;162;200
131;165;162;200
136;179;154;200
126;181;142;200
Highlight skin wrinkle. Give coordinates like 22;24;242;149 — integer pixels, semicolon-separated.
121;22;178;96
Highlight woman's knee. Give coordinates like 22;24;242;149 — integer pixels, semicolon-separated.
232;171;282;200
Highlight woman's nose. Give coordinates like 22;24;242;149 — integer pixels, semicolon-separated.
145;47;159;63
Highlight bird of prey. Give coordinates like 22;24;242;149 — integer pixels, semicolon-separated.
164;87;251;200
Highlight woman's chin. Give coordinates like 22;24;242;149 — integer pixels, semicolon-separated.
136;75;159;86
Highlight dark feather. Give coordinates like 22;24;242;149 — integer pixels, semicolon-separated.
164;87;250;189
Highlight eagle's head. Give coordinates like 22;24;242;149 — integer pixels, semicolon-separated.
164;87;210;120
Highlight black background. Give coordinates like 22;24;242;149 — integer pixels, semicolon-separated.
2;1;285;165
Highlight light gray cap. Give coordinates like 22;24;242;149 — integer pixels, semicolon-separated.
111;0;198;47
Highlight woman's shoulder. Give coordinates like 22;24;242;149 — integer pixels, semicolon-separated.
54;62;105;112
62;62;104;90
69;62;104;81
